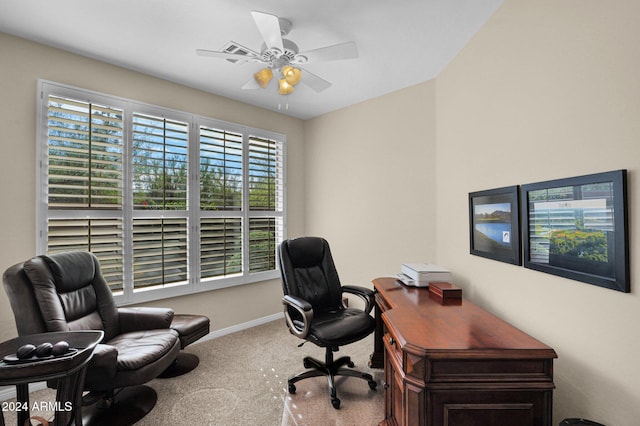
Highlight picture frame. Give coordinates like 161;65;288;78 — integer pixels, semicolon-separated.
469;185;521;265
521;170;629;292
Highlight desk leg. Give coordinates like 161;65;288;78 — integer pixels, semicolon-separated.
369;296;384;369
16;384;30;426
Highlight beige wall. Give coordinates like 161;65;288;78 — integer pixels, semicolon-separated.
303;82;438;286
435;0;639;424
0;32;306;340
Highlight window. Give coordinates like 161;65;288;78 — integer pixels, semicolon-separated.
37;81;286;304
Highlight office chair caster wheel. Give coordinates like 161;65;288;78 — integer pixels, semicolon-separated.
347;360;354;368
331;397;341;409
303;359;312;368
368;380;377;390
288;383;296;394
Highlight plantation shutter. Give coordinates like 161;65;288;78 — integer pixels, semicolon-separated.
131;113;189;288
200;218;243;278
47;96;123;208
132;113;188;210
248;135;283;210
199;127;243;211
45;95;124;291
198;125;245;279
132;218;188;289
248;135;284;273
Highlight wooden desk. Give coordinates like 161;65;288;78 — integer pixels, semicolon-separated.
372;277;557;426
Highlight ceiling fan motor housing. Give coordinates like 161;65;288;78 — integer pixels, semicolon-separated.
278;17;292;36
261;39;303;67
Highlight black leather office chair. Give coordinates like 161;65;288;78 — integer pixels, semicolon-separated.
3;251;181;426
278;237;377;409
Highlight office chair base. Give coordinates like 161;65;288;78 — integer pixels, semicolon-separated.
158;352;200;378
287;352;377;409
82;385;157;426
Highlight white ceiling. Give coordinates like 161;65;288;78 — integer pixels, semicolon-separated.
0;0;503;120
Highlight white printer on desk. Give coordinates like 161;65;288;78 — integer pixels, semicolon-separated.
396;263;451;287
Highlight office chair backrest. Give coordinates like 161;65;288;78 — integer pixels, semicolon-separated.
18;251;120;342
278;237;343;313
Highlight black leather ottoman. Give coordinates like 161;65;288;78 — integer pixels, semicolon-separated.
159;314;210;377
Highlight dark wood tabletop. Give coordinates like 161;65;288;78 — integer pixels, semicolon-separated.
0;330;102;426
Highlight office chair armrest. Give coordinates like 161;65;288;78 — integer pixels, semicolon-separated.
282;295;313;339
118;307;175;333
342;285;375;314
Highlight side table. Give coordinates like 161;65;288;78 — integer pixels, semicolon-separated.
0;331;102;426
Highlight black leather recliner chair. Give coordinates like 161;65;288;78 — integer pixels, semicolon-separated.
278;237;377;409
3;251;181;425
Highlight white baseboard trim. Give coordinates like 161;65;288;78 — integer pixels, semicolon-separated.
0;312;285;402
197;311;284;343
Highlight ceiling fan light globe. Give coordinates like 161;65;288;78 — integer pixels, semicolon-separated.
278;78;295;95
253;68;273;88
282;66;302;86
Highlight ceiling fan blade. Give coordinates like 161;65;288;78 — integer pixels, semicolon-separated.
298;68;332;92
293;41;359;64
196;48;263;63
241;77;262;90
251;11;284;54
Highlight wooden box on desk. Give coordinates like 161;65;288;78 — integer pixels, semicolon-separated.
428;282;462;305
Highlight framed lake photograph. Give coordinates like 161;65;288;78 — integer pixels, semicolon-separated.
469;185;521;265
521;170;629;292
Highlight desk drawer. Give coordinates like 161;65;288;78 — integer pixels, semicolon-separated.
375;292;392;313
383;334;405;426
428;358;554;383
383;332;403;368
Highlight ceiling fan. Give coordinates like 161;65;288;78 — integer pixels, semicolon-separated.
196;11;358;95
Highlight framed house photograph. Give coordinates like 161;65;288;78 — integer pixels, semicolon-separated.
521;170;629;292
469;185;521;265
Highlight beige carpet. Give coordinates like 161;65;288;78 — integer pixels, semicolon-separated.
3;319;384;425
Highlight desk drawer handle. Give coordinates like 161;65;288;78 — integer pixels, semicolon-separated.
389;337;395;346
383;382;389;390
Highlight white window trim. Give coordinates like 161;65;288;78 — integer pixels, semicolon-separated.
36;80;286;306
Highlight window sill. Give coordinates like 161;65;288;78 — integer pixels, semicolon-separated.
114;270;281;306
